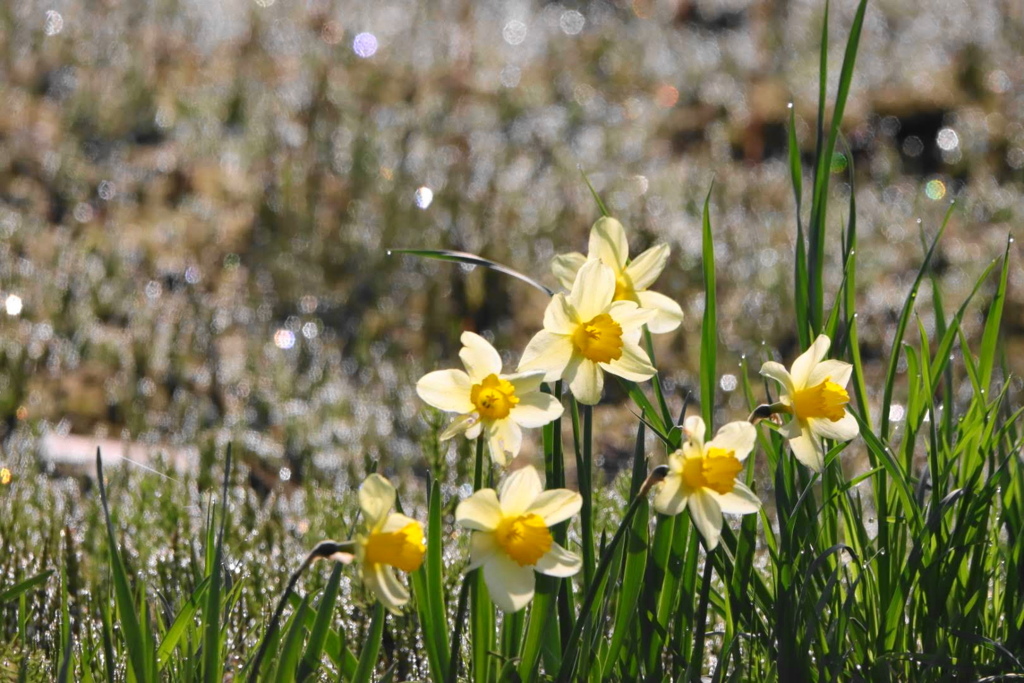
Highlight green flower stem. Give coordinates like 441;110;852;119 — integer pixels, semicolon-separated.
580;403;595;591
470;434;494;683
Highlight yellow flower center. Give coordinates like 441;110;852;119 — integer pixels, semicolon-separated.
681;447;742;495
470;374;519;421
494;513;552;567
613;272;635;302
364;522;426;573
791;378;849;422
572;313;624;364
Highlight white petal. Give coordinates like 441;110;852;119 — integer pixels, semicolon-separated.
566;357;604;405
518;330;573;382
551;252;586;292
790;335;831;389
440;413;479;441
366;563;409;614
624;244;669;290
653;473;688;516
759;361;795;397
706;421;757;462
459;332;503;382
543;293;578;335
506;371;545;396
487;418;522;466
416;369;474;413
636;290;684;334
713;481;761;515
482;555;536;613
805;359;853;389
688;491;724;550
509;392;563;428
534;542;582;578
497;465;544;515
608;300;656;333
456;489;503;531
468;531;497;571
381;513;420;533
465;421;483;440
587;216;629;270
601;341;655;382
809;413;859;442
526;489;582;526
682;416;706;449
359;474;396;529
788;426;824;472
568;260;616;322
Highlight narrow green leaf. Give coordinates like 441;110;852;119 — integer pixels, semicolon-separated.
0;570;53;604
95;449;153;682
352;603;386;683
389;249;553;297
298;563;344;681
156;577;211;669
699;183;717;439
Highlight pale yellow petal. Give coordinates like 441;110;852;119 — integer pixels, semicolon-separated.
760;361;795;397
788;425;824;471
416;369;474;413
688;490;724;550
552;252;586;291
534;542;582;578
509;392;563;428
805;359;853;389
456;489;503;531
790;334;831;389
607;300;656;333
526;489;582;526
482;555;536;613
713;481;761;515
459;331;503;383
518;330;574;382
601;340;655;382
706;421;757;462
497;465;544;515
653;473;688;516
566;356;604;405
568;260;616;322
808;413;859;442
359;474;396;529
624;243;669;290
587;216;629;270
487;418;522;466
635;290;684;334
543;293;578;335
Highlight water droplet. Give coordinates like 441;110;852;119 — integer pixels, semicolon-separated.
44;10;63;36
4;294;22;316
414;186;434;209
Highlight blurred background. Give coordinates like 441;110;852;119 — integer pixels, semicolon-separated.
1;0;1022;487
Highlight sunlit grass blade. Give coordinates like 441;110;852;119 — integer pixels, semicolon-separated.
0;570;53;604
699;183;716;439
271;594;310;681
352;602;386;683
388;248;553;297
978;235;1011;390
156;576;210;670
880;202;955;439
789;102;810;349
297;562;343;681
410;478;450;682
95;448;155;682
203;445;232;683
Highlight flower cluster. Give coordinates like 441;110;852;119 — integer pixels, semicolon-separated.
323;215;860;616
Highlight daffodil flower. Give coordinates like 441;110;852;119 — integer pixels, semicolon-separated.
355;474;426;614
551;216;684;334
517;259;657;405
455;465;582;612
653;416;760;550
759;334;859;472
416;332;564;466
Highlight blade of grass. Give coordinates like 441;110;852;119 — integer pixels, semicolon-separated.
352;602;386;683
389;249;553;297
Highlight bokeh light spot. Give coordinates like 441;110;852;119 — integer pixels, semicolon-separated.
414;186;434;209
353;32;378;58
925;178;946;200
654;84;679;108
